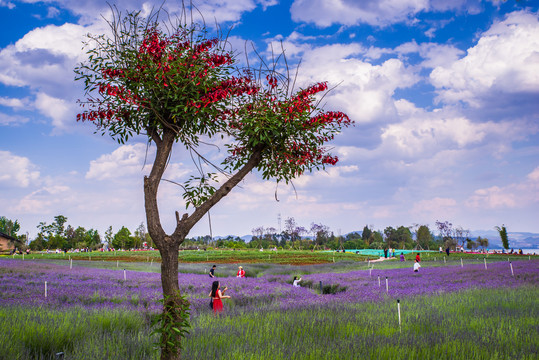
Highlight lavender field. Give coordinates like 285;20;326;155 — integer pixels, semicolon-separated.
1;257;538;359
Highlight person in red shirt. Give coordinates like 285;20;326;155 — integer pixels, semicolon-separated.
236;265;245;278
415;253;421;262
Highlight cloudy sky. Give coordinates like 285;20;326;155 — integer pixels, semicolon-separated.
1;0;538;240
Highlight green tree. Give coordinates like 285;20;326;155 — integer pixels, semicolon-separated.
495;225;509;250
394;226;413;249
477;236;489;250
383;226;396;248
361;225;372;243
86;229;101;249
466;238;477;250
0;216;21;238
29;233;46;251
134;222;147;249
104;226;114;248
74;7;351;360
112;226;133;250
416;225;432;250
35;215;68;250
51;215;68;237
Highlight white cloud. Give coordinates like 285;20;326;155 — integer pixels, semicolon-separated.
411;197;458;218
0;150;40;187
0;22;94;89
466;166;539;209
395;40;465;68
0;1;15;10
292;43;418;125
430;11;539;107
13;185;71;214
0;113;29;126
290;0;430;27
378;100;532;160
86;143;153;181
0;96;30;109
34;92;75;131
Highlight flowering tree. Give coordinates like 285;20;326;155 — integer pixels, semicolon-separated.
74;7;351;360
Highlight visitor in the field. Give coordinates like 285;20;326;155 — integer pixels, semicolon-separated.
400;253;405;262
209;281;230;314
415;253;421;262
237;266;245;278
293;276;302;287
209;265;216;278
413;259;421;272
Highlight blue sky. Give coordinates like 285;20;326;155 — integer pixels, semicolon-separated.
1;0;538;239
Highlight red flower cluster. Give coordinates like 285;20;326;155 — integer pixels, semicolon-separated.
139;29;171;62
320;154;338;165
296;82;328;100
76;102;120;123
193;77;259;109
266;75;278;89
306;111;351;128
102;68;125;79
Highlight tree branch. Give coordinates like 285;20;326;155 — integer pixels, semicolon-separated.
144;129;176;247
173;146;264;239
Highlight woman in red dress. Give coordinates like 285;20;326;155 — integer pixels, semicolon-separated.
209;281;230;314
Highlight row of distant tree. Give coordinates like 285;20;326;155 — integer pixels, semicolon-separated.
1;215;503;251
0;215;152;251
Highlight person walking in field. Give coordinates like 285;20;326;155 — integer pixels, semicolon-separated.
415;253;421;262
413;259;421;272
209;281;230;314
237;266;245;278
209;265;217;278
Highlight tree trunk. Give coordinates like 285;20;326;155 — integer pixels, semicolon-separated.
143;129;264;360
159;238;187;360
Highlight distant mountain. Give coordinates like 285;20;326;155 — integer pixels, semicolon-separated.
212;235;253;242
470;230;539;249
215;231;539;249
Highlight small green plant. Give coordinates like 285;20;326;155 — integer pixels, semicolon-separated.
151;291;190;357
321;283;347;295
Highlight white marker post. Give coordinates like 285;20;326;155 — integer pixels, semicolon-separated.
510;262;514;277
22;253;24;261
385;277;389;293
70;258;72;270
444;257;446;264
116;260;119;268
484;258;487;270
369;268;372;277
150;259;153;267
461;258;463;268
45;281;47;298
397;299;401;332
378;275;381;287
123;269;126;281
